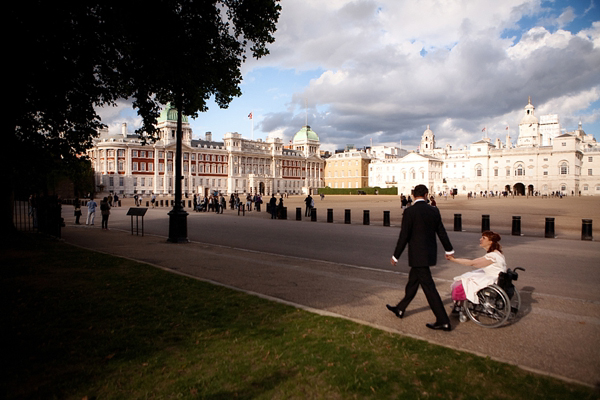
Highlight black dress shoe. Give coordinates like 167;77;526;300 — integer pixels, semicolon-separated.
426;323;451;331
386;304;404;319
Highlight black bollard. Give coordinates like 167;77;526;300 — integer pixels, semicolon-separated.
238;204;245;216
454;214;462;232
363;210;370;225
281;207;287;220
327;208;333;223
296;207;302;221
345;209;351;224
383;211;390;227
545;217;555;238
146;201;150;207
582;219;593;241
311;208;317;222
482;215;490;232
512;216;521;236
160;200;163;207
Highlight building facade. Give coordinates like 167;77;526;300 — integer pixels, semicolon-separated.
369;98;600;196
88;104;325;197
324;147;372;189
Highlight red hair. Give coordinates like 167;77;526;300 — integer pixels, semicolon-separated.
482;230;502;253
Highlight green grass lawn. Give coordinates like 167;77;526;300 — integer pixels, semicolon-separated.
2;234;598;399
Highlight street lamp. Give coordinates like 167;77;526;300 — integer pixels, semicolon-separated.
167;97;189;243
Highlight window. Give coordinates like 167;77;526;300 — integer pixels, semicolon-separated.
589;157;593;162
560;162;568;175
494;168;498;177
589;169;593;176
515;164;524;176
133;162;138;171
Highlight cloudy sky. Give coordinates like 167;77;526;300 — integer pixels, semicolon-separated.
98;0;600;152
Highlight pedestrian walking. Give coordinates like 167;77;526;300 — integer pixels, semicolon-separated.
386;184;454;331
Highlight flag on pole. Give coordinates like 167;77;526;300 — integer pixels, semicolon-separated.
506;126;509;130
482;127;486;132
248;112;253;119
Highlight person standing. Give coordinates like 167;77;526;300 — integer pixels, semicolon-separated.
386;184;454;331
86;198;98;226
304;194;313;217
255;194;262;212
269;194;277;219
220;194;226;214
100;197;111;229
73;198;82;224
277;195;284;219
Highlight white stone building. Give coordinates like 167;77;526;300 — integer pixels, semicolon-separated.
368;98;600;196
88;104;325;197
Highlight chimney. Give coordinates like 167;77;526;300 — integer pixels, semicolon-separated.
122;123;127;138
205;131;212;141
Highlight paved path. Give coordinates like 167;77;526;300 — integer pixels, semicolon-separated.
60;200;600;387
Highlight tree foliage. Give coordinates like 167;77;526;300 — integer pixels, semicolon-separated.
9;0;280;155
5;0;280;232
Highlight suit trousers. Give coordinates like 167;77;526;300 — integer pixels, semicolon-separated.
396;266;450;325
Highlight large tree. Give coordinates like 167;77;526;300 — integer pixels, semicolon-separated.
6;0;281;234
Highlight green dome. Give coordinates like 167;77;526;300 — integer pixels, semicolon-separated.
293;125;319;143
157;103;188;123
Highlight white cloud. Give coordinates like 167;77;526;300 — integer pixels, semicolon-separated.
99;1;600;150
255;0;600;148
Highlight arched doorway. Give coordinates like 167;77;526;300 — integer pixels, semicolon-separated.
527;184;534;196
259;182;265;195
513;183;525;196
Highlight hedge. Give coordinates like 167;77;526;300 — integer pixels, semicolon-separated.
317;187;398;195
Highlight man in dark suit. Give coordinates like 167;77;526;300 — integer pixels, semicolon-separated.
386;184;454;331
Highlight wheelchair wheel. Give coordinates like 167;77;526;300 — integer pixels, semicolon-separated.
464;284;510;328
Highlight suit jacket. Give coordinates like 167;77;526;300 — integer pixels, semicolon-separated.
393;200;453;267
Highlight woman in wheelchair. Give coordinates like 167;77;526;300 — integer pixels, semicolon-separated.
446;231;506;315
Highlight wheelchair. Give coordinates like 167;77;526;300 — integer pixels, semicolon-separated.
458;267;525;328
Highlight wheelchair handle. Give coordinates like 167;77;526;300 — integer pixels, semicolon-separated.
513;267;525;272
